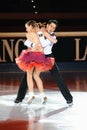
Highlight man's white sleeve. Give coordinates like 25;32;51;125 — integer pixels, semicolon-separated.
24;39;33;48
39;37;51;47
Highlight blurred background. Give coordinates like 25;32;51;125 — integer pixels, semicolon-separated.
0;0;87;71
0;0;87;32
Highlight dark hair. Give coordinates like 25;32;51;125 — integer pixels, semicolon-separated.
47;20;58;27
26;20;37;28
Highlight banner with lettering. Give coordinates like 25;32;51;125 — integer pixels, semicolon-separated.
53;37;87;62
0;33;87;63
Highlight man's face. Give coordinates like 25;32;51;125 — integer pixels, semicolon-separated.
46;23;57;33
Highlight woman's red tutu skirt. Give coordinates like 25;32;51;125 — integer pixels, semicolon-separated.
15;50;54;72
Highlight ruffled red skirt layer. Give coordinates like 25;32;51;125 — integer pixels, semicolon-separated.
15;50;54;72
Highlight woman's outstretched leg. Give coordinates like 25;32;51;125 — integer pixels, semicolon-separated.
26;69;35;103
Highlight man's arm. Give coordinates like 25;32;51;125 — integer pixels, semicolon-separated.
43;31;57;44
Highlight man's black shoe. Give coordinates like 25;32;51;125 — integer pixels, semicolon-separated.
67;100;73;107
14;98;22;103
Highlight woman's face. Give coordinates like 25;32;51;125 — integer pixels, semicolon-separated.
25;24;33;32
